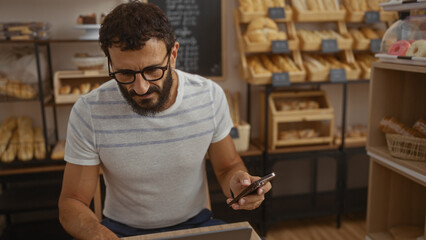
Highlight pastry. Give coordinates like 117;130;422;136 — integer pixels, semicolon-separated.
412;118;426;137
247;56;270;75
259;55;281;73
34;127;46;160
1;130;18;163
405;40;426;58
1;117;17;131
91;83;100;91
388;40;411;56
360;28;380;39
59;85;71;94
239;0;254;12
379;117;423;138
51;140;65;160
80;83;91;94
72;88;81;95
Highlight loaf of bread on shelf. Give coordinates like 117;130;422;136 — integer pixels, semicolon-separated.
279;130;299;140
379;117;424;138
349;29;367;41
80;83;91;94
72;88;81;95
1;117;17;132
271;55;299;72
247;56;270;75
259;55;281;73
0;129;12;157
412;118;426;137
238;0;254;12
245;17;287;43
59;85;71;94
360;28;380;39
51;140;65;160
33;127;46;160
1;130;18;163
91;83;100;91
355;53;378;71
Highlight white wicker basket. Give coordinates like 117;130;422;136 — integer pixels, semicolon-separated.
385;134;426;161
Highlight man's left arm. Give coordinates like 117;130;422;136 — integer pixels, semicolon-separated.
207;135;272;210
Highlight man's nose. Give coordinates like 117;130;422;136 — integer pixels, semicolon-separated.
133;73;150;95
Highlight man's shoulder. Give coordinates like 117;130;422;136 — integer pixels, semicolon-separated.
177;69;214;89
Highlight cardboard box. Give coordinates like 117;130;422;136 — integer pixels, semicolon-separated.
122;222;261;240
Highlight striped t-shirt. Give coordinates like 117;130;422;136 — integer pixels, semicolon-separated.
64;69;233;229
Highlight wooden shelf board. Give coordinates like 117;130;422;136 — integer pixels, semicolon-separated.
0;163;65;176
372;62;426;74
367;231;394;240
367;146;426;186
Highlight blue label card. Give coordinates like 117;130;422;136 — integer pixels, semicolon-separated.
330;68;347;83
272;72;290;87
230;127;239;139
370;39;382;53
365;11;380;23
269;7;286;19
322;39;339;53
272;40;290;54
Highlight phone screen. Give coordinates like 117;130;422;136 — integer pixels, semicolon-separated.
228;172;275;206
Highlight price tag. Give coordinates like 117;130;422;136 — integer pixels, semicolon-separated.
330;68;347;83
272;40;290;54
370;39;382;53
365;11;380;23
268;7;286;19
230;127;239;139
322;39;339;53
272;72;290;87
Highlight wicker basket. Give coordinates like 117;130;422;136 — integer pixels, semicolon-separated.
385;134;426;161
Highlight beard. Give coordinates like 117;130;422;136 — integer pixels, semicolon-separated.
119;68;173;116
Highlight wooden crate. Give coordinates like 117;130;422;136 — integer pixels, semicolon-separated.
299;36;353;51
346;10;397;24
237;6;293;23
243;51;306;85
292;5;346;22
54;70;111;104
259;90;335;150
235;9;300;53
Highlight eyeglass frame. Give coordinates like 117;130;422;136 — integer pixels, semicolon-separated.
108;53;171;85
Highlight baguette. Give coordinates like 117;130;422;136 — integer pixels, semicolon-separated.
379;117;423;138
412;118;426;137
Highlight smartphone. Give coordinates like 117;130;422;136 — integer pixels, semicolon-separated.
228;172;276;206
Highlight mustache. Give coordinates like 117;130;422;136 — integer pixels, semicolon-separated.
130;85;161;97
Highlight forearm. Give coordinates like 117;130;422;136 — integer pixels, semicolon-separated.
216;156;248;198
58;197;113;240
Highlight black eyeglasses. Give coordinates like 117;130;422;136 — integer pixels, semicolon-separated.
108;54;170;84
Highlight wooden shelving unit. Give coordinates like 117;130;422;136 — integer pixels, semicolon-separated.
365;62;426;240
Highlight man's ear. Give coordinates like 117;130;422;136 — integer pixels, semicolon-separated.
170;42;179;69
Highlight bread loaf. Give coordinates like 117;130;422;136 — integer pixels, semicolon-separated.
412;118;426;137
34;127;46;160
379;117;424;138
1;130;18;163
248;56;270;75
51;140;65;160
239;0;254;12
1;117;17;132
360;28;380;39
59;85;71;94
80;83;91;94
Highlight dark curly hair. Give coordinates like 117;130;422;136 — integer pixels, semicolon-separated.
99;1;176;57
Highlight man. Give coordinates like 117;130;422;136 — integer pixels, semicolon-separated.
58;2;272;239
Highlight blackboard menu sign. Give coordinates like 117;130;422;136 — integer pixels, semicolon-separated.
147;0;224;79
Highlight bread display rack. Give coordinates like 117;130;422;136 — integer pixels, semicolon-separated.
366;62;426;240
54;70;110;104
290;0;346;22
259;90;335;150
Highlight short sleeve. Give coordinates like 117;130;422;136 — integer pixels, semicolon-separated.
211;82;233;143
64;97;100;165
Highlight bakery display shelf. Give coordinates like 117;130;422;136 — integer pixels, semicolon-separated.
234;9;299;54
54;70;111;104
299;37;353;51
240;52;306;85
335;136;366;148
0;92;52;104
375;53;426;67
345;10;397;23
292;7;347;22
237;6;293;23
368;146;426;186
0;158;65;174
251;138;339;154
380;0;426;12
